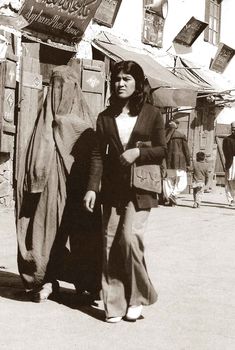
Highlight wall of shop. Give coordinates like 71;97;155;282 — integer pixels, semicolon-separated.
0;0;234;206
79;0;235;184
80;0;235;128
163;0;235;78
83;0;235;77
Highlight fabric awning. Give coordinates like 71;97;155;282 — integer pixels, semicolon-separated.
173;57;235;95
92;32;198;107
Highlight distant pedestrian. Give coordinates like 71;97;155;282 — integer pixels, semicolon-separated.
163;119;190;206
192;151;209;208
222;121;235;207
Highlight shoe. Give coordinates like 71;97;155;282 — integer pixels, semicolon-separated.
32;280;59;303
192;202;200;208
125;305;143;322
75;290;99;306
105;316;122;323
169;195;177;206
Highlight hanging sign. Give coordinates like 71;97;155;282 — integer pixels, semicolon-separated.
210;43;235;73
142;11;164;48
94;0;122;28
173;17;208;47
18;0;102;44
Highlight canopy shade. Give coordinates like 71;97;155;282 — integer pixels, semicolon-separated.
92;32;197;107
173;57;235;94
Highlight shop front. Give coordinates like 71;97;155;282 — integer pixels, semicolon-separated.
171;56;235;186
0;0;104;207
91;31;235;189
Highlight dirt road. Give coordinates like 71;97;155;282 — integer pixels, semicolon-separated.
0;188;234;350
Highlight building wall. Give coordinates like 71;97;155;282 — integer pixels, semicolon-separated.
0;27;19;208
81;0;235;125
80;0;235;182
83;0;235;78
164;0;235;83
219;0;235;79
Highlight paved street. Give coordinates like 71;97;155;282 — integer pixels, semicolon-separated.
0;188;235;350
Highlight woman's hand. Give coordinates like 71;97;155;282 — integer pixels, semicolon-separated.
120;148;140;166
83;190;96;212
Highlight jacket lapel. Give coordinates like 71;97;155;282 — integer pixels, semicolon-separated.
112;116;124;152
106;110;124;153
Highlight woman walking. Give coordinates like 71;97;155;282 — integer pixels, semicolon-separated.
84;60;166;323
16;65;102;302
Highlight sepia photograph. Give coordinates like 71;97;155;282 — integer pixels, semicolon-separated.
0;0;235;349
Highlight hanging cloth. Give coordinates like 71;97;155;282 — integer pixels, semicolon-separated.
16;65;99;289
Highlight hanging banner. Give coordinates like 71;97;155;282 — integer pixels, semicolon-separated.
210;43;235;74
18;0;102;44
173;17;208;47
94;0;122;28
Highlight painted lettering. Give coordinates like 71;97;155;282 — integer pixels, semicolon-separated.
64;20;81;35
35;0;98;17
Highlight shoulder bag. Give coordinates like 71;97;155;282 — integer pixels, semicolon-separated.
130;141;162;193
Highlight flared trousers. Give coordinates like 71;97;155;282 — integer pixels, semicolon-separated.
101;201;158;318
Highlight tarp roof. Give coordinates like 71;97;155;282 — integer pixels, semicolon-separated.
173;57;235;94
92;32;198;107
173;57;212;92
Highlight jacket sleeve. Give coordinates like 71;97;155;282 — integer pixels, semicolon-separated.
87;115;104;192
138;110;167;164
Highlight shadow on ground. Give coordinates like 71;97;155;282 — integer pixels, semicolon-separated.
0;269;105;321
182;199;233;209
0;269;26;301
58;289;105;321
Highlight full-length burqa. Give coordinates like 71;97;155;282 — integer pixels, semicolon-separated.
16;65;102;293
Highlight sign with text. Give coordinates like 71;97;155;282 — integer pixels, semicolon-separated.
173;17;208;47
19;0;102;44
210;43;235;73
93;0;122;28
142;10;164;48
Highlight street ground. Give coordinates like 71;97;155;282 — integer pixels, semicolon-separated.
0;187;235;350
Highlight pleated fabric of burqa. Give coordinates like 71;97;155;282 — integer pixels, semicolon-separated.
16;65;102;293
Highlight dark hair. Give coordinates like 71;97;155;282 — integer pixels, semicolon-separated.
109;60;146;115
196;151;205;161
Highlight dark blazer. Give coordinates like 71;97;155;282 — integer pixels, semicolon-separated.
166;129;190;170
222;134;235;170
87;103;166;209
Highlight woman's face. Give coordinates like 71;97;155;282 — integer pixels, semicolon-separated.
114;70;136;99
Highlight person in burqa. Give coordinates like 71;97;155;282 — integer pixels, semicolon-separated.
16;65;102;302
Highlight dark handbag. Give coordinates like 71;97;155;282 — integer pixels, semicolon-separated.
131;163;162;193
130;141;162;193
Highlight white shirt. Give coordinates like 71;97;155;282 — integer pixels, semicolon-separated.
115;113;138;149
